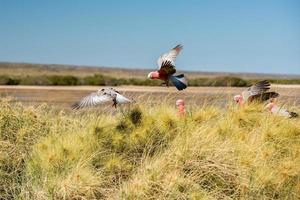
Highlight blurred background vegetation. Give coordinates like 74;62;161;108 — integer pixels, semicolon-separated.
1;74;300;87
0;62;300;87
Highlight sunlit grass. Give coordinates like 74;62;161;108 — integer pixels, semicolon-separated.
0;98;299;199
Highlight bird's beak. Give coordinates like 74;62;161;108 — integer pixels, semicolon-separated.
147;72;152;79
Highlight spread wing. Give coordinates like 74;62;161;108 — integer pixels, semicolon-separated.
248;92;279;102
116;93;133;104
71;92;112;110
157;44;183;76
273;106;298;118
106;88;133;104
242;80;271;101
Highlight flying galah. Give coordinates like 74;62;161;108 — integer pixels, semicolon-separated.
147;44;187;90
71;88;133;109
233;80;279;105
265;100;298;118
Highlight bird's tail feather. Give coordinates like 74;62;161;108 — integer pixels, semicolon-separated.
169;74;187;91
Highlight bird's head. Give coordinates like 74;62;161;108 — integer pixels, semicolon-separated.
147;71;159;79
233;95;243;104
176;99;185;106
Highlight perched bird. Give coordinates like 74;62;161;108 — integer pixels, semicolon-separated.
147;44;187;90
71;88;133;110
176;99;186;116
265;100;298;118
233;80;279;105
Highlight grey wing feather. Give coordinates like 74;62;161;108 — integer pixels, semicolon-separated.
71;92;112;110
242;80;271;101
157;44;183;69
116;93;133;104
248;92;279;102
105;88;133;104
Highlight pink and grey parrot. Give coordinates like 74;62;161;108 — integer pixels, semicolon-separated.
233;80;279;105
71;88;133;109
176;99;185;116
265;102;298;118
147;44;187;90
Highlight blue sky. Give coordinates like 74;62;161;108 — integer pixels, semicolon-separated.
0;0;299;74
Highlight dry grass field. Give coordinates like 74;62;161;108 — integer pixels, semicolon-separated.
0;93;299;199
1;63;300;199
0;85;299;109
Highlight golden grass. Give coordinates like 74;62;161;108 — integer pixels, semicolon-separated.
0;98;299;199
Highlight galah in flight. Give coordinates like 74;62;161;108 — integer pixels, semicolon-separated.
233;80;279;105
266;101;298;118
147;44;187;90
71;88;133;110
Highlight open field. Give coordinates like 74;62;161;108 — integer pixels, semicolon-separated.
0;85;300;108
1;65;300;199
1;62;300;88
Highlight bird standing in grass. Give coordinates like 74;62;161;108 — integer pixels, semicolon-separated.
147;44;187;90
233;80;279;105
71;88;133;110
265;99;298;118
176;99;186;116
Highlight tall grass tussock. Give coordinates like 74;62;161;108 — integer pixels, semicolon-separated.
0;98;299;199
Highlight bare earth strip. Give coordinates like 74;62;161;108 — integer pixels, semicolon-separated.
0;85;299;108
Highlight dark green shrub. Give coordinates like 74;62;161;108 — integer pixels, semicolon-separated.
47;75;79;85
0;75;11;85
212;76;249;87
19;76;51;85
189;76;249;87
269;79;300;85
1;73;299;87
83;74;106;85
0;75;20;85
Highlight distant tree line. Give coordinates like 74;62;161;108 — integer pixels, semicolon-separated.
0;74;299;87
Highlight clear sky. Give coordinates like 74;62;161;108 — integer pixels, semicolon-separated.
0;0;299;74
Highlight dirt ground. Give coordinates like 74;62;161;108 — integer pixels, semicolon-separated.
0;85;299;109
